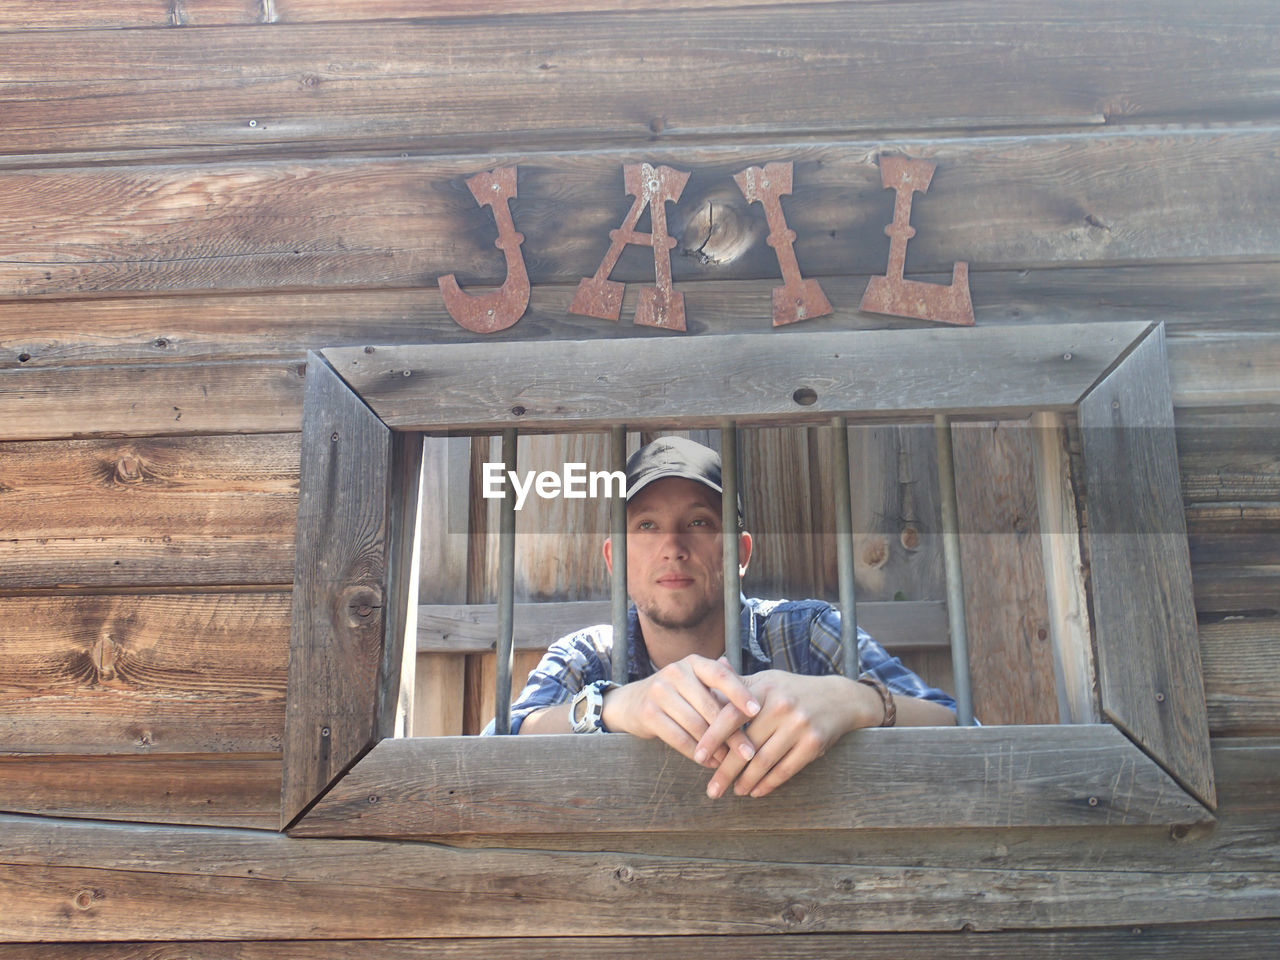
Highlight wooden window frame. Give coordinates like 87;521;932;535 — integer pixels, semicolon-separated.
282;321;1216;836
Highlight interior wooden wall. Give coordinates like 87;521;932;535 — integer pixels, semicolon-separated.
1;0;1278;953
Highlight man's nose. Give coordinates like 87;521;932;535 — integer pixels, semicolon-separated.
658;531;690;559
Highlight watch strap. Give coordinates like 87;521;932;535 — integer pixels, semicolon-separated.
570;680;618;733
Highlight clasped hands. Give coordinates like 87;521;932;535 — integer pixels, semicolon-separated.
599;654;874;799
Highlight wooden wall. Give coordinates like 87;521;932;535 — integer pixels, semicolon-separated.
1;0;1278;952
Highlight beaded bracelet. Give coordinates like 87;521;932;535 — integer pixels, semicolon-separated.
856;673;897;727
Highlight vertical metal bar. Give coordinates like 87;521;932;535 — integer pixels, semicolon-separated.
720;422;742;672
934;415;975;725
831;417;860;679
493;428;518;735
609;426;629;684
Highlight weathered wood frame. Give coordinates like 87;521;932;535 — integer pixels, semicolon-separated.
283;321;1215;835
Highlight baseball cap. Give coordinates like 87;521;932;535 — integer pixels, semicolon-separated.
624;436;745;524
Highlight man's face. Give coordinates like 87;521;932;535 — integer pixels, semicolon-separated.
608;477;740;634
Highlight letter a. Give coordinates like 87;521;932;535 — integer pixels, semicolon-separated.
734;161;832;326
570;162;691;331
859;156;973;326
439;166;530;333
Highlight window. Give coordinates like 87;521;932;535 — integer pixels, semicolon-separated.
282;322;1215;837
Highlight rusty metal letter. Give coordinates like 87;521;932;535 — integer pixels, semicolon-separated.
859;156;973;326
734;162;832;326
438;166;530;334
570;162;691;332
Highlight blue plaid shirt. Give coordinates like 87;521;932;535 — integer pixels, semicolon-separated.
488;597;957;735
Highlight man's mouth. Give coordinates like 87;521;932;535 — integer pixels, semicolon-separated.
656;574;695;588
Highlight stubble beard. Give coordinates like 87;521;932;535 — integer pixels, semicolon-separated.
636;592;718;633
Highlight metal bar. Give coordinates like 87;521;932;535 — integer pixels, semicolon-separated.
493;428;518;735
934;414;975;725
609;426;629;684
831;417;860;679
721;423;742;672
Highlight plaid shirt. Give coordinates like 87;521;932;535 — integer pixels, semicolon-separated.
488;597;957;735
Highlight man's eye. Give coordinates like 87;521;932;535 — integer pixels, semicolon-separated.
690;518;711;528
636;519;656;530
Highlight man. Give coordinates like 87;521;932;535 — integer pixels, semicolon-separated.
492;436;957;800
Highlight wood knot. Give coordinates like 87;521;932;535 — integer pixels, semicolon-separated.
114;456;144;483
781;903;809;925
676;187;762;266
338;584;384;630
92;635;120;683
613;865;636;883
860;536;889;570
73;889;100;911
899;525;920;550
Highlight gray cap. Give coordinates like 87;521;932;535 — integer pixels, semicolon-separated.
625;437;745;524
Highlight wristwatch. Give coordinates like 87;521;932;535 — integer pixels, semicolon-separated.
570;680;619;733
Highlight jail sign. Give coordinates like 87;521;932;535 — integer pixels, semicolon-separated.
437;156;973;334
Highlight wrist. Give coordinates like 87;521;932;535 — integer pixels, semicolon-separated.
599;682;631;734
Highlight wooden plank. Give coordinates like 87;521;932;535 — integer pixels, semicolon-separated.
6;923;1280;959
829;423;946;605
0;741;1271;933
376;431;423;740
453;737;1280;867
410;436;471;737
1177;407;1280;505
0;755;280;828
1193;565;1280;617
417;599;950;653
0;0;858;33
0;592;288;755
1189;529;1280;566
0;360;304;441
6;129;1280;297
413;652;466;738
950;420;1058;725
1029;411;1098;724
5;738;1275;870
0;434;298;590
1078;325;1215;808
738;427;824;599
325;324;1145;433
1168;330;1280;408
294;725;1210;837
282;353;394;827
0;1;262;31
5;263;1280;370
500;432;617;602
1200;619;1280;737
12;789;1280;944
9;848;1277;940
2;5;1278;158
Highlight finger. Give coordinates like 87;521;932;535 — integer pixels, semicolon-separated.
666;663;747;730
747;736;825;798
731;722;795;796
646;686;718;760
705;730;756;798
690;658;761;719
693;701;754;766
643;710;704;763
